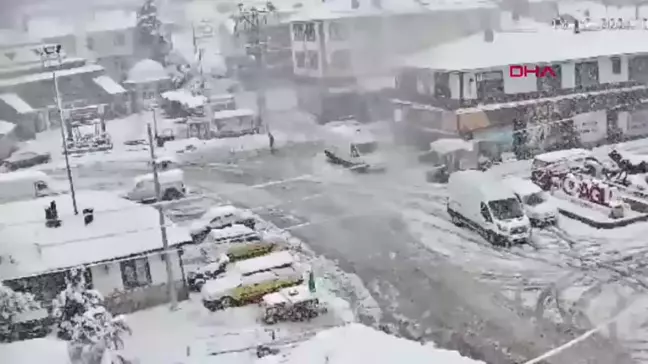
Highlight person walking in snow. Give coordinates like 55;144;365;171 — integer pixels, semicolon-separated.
268;132;275;154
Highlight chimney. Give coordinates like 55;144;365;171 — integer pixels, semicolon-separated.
484;29;494;43
573;20;580;34
83;208;94;225
45;201;61;228
351;0;360;9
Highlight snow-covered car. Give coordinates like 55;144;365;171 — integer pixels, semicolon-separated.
190;205;257;242
0;150;51;171
0;170;61;203
260;285;327;324
204;224;260;244
188;254;230;291
503;176;558;226
125;169;186;202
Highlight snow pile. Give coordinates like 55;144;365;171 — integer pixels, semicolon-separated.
258;323;486;364
430;138;474;154
0;338;71;364
161;90;206;108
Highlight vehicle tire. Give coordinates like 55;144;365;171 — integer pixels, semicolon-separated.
203;301;219;312
220;296;234;308
162;188;183;201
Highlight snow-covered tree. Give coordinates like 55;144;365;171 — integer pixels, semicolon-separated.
0;283;40;334
52;269;132;364
136;0;170;63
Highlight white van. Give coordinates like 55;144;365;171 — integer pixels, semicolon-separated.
447;170;531;246
503;177;558;226
125;169;186;202
0;170;60;203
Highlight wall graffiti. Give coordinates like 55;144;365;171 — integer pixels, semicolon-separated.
551;174;615;206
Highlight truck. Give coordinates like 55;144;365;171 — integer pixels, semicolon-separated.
125;169;186;202
0;170;61;204
447;170;532;246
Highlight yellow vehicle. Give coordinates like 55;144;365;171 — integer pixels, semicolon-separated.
201;266;303;311
227;242;278;262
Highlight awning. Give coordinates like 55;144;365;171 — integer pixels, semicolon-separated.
93;76;127;95
0;93;34;114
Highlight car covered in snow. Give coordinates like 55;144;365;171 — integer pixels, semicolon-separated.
0;170;61;203
125;169;186;202
260;285;327;324
190;205;257;242
201;251;303;310
323;123;386;173
503;176;558;226
203;224;260;244
0;150;51;172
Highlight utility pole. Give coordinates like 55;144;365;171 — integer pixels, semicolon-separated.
39;44;78;215
147;122;178;310
233;3;275;131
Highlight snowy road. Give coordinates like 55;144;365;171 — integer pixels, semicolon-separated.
45;139;645;363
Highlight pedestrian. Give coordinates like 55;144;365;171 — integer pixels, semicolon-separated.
268;132;275;154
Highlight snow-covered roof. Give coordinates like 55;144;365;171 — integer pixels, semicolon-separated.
449;170;515;201
93;76;127;95
0;191;191;280
558;1;648;20
266;323;486;364
289;0;495;21
0;120;16;135
212;108;255;119
534;148;591;163
234;251;295;276
0;93;35;114
0;338;71;364
503;176;542;196
0;170;49;183
133;168;184;184
161;90;207;108
27;11;137;38
126;59;169;84
204;205;240;219
403;29;648;71
429;138;474;154
0;65;104;88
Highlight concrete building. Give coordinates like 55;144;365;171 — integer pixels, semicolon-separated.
124;58;171;112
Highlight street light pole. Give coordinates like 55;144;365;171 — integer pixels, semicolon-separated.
40;45;78;215
233;3;274;131
147;122;178;310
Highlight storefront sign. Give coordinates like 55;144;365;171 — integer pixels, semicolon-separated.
552;174;614;206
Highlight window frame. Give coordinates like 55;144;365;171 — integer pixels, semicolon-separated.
120;257;152;289
611;56;622;75
294;51;306;68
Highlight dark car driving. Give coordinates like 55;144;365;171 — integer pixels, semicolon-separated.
0;151;51;171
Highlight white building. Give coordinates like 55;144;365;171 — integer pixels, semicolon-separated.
0;191;192;315
124;58;171;112
394;26;648;150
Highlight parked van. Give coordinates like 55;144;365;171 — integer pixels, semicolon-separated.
503;177;558;226
0;170;60;203
125;169;186;202
447;170;531;246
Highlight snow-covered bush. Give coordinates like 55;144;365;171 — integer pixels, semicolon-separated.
0;283;40;329
52;269;132;364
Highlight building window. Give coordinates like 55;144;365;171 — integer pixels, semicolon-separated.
611;56;622;74
537;64;562;94
114;33;126;46
121;257;152;289
295;51;306;68
330;50;350;70
292;23;305;41
630;56;648;83
87;37;94;50
575;61;599;88
305;22;316;42
329;22;348;41
434;72;451;98
476;71;504;99
306;50;319;69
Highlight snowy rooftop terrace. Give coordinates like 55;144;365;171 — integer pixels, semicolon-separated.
0;191;191;280
403;28;648;71
289;0;495;22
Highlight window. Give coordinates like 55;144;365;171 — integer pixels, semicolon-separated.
114;33;126;46
330;50;351;70
295;51;306;68
292;23;305;41
523;192;545;206
575;61;599;88
629;55;648;83
537;64;562;94
121;257;152;289
480;202;493;222
611;56;622;74
434;72;451;98
488;198;525;220
86;37;94;50
329;22;348;41
306;50;319;69
476;71;504;99
305;22;316;42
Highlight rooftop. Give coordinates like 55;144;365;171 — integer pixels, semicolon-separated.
27;10;137;39
403;28;648;71
289;0;495;21
0;190;191;280
0;64;104;88
126;59;169;84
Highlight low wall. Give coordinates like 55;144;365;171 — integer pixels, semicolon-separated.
558;196;648;229
104;281;189;315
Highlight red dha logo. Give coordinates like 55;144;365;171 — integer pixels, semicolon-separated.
509;65;557;78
